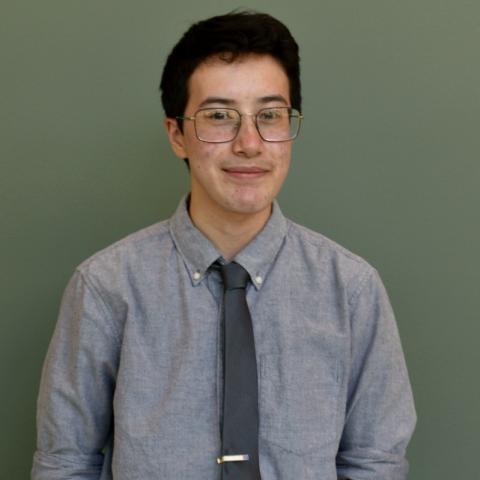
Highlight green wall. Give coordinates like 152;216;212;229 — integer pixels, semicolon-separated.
2;1;479;478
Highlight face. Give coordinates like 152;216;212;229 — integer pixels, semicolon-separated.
166;54;293;222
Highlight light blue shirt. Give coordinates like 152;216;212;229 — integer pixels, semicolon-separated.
32;196;416;479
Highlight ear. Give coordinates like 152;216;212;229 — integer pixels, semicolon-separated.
164;117;188;159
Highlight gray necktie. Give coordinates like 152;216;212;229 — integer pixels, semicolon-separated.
218;262;261;479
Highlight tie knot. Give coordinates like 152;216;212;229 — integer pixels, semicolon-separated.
220;262;250;290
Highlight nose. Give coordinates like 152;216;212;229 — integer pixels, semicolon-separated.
232;114;263;158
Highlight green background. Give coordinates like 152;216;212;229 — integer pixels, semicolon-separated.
2;1;479;478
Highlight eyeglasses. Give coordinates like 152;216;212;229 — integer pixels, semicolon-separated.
176;107;303;143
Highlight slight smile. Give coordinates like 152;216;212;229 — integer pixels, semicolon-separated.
222;166;269;179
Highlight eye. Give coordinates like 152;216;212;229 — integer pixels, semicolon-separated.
203;109;236;121
258;108;283;121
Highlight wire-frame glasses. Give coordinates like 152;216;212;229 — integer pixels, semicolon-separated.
177;107;303;143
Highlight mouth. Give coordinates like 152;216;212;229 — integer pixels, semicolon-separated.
222;165;269;179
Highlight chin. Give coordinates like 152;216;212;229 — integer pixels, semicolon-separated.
224;197;273;216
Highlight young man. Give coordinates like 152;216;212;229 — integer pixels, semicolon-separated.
32;11;416;480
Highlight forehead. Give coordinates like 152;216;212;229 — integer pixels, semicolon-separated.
186;54;290;108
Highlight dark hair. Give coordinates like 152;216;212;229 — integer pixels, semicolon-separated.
160;11;301;122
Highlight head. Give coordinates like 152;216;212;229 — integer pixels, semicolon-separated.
160;10;301;138
160;11;302;224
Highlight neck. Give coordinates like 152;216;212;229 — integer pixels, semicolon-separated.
189;198;272;261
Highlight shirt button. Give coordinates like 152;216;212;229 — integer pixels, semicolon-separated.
255;275;263;285
193;271;201;281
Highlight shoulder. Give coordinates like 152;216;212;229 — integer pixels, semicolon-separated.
286;220;367;264
76;219;172;281
284;219;377;301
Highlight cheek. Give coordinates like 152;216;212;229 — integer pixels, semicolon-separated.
190;144;228;168
272;144;292;168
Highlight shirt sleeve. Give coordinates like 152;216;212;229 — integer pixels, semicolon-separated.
31;270;120;480
336;268;417;480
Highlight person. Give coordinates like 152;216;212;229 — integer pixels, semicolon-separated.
31;11;416;480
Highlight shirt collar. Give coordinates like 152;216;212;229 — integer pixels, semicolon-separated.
169;195;288;290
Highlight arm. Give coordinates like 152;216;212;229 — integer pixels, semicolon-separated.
336;269;416;480
32;270;120;480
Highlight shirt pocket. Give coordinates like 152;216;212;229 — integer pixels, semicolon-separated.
258;345;341;457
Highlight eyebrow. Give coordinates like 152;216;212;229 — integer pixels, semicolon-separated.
198;95;289;109
258;95;289;105
198;97;235;108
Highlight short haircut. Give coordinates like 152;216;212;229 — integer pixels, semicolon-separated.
160;10;301;124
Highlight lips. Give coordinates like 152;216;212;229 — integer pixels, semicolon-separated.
222;165;269;178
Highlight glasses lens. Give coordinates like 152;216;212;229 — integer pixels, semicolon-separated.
192;107;302;142
257;107;301;142
194;108;240;143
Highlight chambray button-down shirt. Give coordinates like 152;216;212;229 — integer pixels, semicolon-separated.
32;196;416;480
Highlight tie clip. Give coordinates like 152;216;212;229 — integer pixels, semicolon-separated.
217;454;250;464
